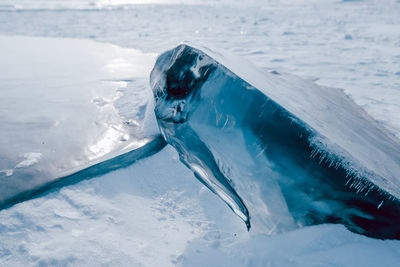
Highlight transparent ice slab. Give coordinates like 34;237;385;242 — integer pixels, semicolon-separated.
0;36;164;208
150;43;400;239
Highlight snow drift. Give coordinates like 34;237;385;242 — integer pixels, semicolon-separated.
150;43;400;239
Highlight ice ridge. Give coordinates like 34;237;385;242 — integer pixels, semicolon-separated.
150;43;400;239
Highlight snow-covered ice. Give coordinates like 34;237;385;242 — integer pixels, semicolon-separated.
0;0;399;266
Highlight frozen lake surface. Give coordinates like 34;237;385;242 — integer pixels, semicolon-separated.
0;0;399;266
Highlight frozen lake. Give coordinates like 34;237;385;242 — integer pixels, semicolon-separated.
0;0;399;266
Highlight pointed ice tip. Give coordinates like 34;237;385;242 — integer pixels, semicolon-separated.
245;219;251;231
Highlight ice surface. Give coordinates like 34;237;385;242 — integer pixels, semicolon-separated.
0;36;163;209
0;0;400;265
151;43;400;238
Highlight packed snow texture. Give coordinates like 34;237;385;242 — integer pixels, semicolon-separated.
0;0;400;266
1;146;400;267
0;0;211;10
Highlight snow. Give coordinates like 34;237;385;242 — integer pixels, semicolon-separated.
0;147;208;266
183;223;400;267
0;0;399;266
1;146;399;266
0;0;214;10
15;153;42;169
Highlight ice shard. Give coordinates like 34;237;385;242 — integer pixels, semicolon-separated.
0;36;165;209
150;43;400;239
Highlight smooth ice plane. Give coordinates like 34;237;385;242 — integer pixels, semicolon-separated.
0;36;165;209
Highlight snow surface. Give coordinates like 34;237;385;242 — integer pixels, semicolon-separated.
0;0;399;266
1;146;400;266
0;0;216;10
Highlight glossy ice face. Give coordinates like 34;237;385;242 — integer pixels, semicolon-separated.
151;43;400;239
151;45;217;124
0;36;161;208
151;45;251;230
